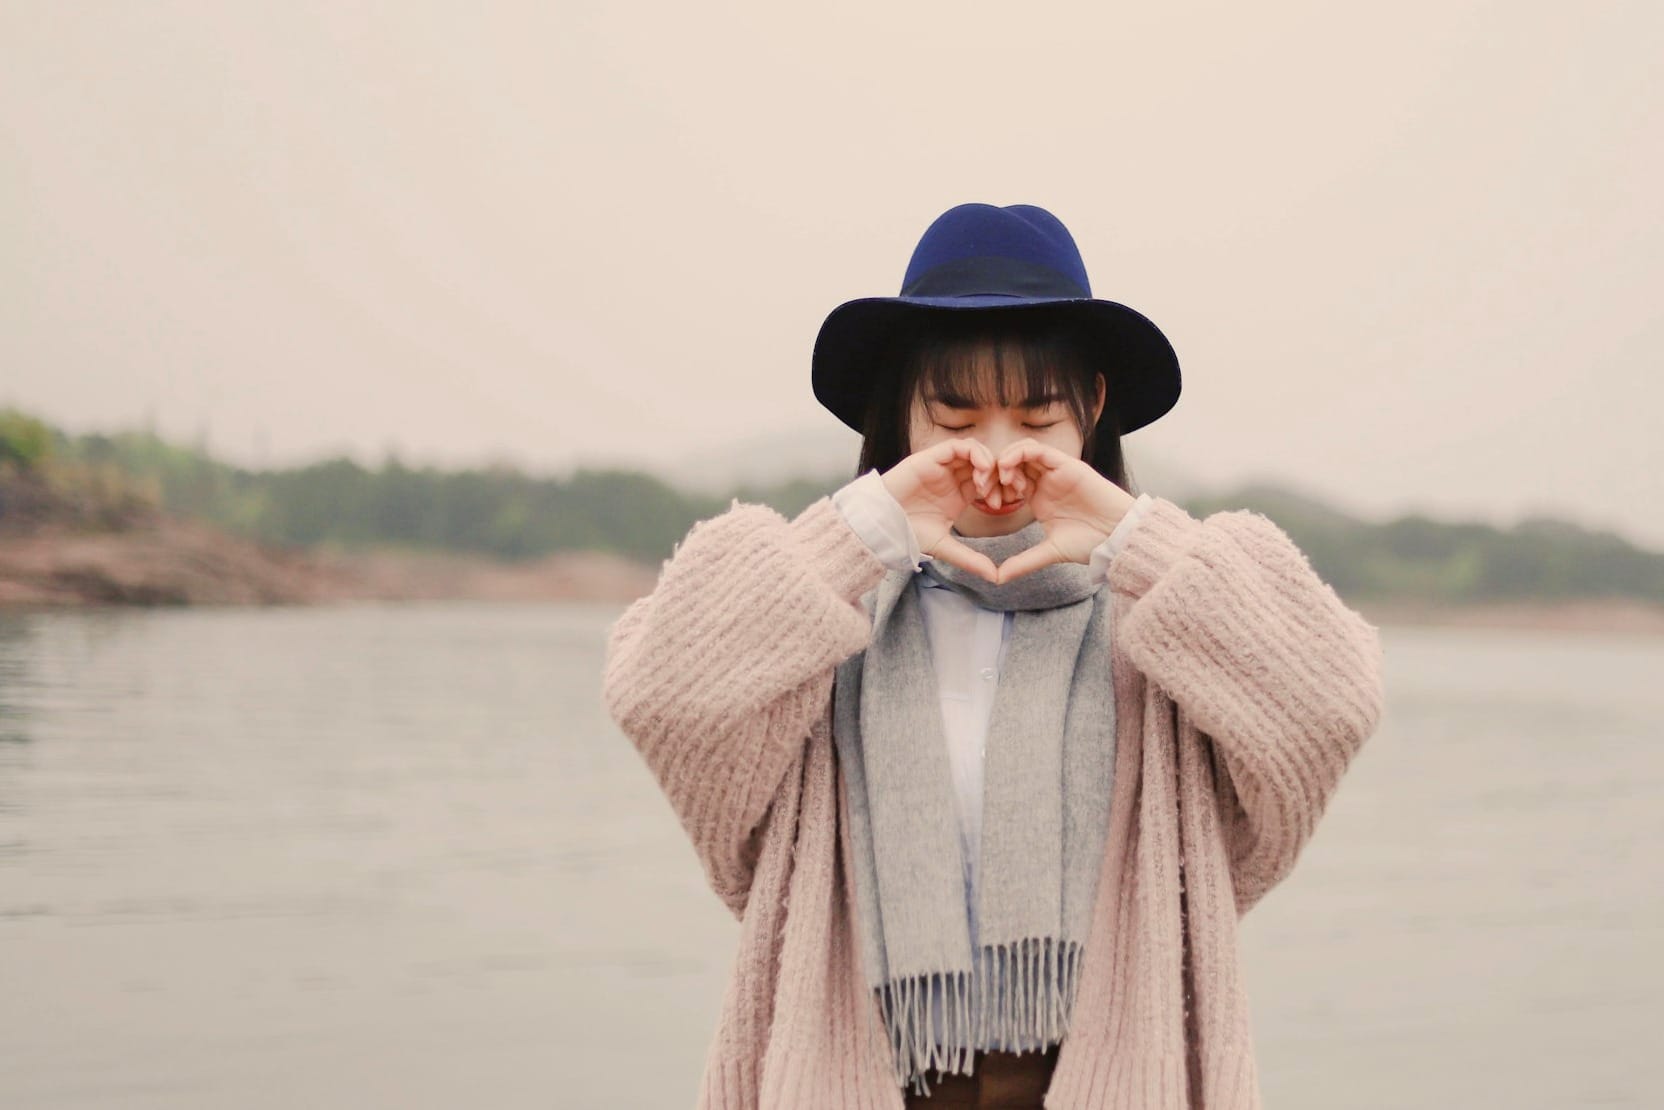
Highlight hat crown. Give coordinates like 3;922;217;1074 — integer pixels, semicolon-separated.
901;203;1093;298
811;200;1181;441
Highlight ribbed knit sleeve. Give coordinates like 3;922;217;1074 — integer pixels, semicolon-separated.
602;495;890;920
1107;496;1387;915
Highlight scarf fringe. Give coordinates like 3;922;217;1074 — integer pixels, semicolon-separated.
877;936;1086;1098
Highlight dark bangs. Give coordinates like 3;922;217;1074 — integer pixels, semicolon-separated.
854;311;1134;493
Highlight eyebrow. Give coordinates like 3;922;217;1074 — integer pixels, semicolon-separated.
925;390;1068;410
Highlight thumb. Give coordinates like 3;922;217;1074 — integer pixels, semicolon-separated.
925;534;999;583
993;535;1068;584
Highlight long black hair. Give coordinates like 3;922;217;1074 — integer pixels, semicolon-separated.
853;308;1137;494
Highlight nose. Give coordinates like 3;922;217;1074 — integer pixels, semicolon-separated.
972;414;1027;460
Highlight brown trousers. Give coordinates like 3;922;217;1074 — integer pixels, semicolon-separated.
901;1045;1061;1109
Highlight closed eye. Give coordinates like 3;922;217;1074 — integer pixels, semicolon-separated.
936;421;1061;432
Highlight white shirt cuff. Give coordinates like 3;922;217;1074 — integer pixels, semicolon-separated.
1087;492;1154;584
831;469;924;573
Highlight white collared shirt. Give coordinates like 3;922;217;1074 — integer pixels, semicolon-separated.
830;468;1152;944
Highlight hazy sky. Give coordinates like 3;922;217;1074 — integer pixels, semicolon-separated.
4;2;1661;545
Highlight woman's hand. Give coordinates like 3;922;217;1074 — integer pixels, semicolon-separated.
987;439;1136;583
878;438;1004;582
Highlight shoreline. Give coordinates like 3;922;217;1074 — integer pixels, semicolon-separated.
1354;597;1664;637
0;519;659;609
3;523;1662;636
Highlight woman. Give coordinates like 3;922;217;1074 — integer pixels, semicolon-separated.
602;204;1386;1109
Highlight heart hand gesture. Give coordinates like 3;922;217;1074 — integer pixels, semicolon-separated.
879;437;1136;584
985;438;1134;583
878;438;1004;583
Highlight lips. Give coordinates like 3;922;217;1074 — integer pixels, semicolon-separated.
973;496;1025;516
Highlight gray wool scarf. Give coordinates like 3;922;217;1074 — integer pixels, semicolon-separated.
831;520;1119;1096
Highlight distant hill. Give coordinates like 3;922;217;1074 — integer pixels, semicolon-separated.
3;406;1662;613
1186;481;1664;604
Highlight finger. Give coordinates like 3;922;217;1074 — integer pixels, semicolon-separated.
926;534;999;584
994;534;1069;584
971;440;997;494
987;470;1021;509
998;442;1065;498
953;446;1002;507
990;461;1026;501
946;456;992;505
997;439;1065;480
939;438;993;496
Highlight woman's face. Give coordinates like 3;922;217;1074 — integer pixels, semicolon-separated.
905;349;1106;538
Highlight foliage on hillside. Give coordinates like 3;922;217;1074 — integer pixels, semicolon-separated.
1187;482;1664;604
0;408;160;532
3;407;1661;606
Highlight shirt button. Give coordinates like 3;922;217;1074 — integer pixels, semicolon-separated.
979;667;995;681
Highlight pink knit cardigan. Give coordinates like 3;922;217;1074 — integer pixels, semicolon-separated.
602;491;1386;1109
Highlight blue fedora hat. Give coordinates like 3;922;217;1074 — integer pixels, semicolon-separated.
812;203;1180;447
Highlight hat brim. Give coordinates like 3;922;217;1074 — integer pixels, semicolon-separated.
811;296;1180;445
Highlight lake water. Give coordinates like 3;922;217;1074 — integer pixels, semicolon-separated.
0;602;1658;1108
